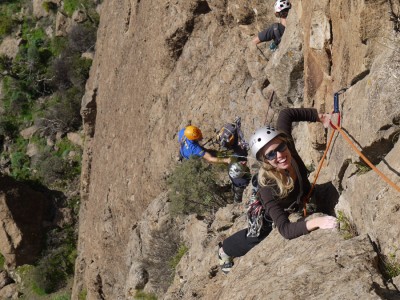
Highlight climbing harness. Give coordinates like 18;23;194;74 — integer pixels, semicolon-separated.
246;195;264;237
302;88;400;216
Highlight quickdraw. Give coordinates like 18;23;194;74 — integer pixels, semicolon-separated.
246;198;265;237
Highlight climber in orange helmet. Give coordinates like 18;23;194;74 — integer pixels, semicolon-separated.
178;125;231;164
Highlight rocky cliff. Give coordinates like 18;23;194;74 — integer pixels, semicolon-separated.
74;0;400;299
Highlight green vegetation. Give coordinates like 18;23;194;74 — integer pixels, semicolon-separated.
0;0;23;40
63;0;80;16
42;1;58;13
0;0;98;297
52;295;71;300
382;251;400;279
13;226;77;297
167;157;228;215
353;161;371;175
78;289;87;300
169;244;188;271
0;253;5;270
337;210;358;240
134;290;158;300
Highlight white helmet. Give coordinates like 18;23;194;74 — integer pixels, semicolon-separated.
274;0;291;12
249;125;281;159
229;162;247;179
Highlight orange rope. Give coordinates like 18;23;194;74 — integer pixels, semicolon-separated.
330;121;400;193
303;129;336;216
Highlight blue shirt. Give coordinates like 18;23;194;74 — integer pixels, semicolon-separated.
178;128;205;159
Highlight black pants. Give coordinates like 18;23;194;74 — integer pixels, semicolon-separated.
222;221;273;258
232;185;245;203
222;183;339;258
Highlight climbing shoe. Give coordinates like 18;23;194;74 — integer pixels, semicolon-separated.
218;244;233;274
269;41;277;51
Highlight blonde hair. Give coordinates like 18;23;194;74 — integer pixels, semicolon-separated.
257;136;294;199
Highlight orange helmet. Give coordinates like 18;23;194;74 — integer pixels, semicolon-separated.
184;125;203;141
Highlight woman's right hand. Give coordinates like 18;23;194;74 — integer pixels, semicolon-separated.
306;216;338;231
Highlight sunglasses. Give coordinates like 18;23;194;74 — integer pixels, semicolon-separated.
264;142;288;161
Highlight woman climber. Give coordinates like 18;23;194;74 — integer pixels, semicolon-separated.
218;108;339;274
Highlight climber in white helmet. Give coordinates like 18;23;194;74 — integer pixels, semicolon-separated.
252;0;292;50
218;108;339;274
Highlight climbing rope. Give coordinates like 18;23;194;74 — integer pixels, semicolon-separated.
303;89;400;216
330;121;400;193
303;129;336;216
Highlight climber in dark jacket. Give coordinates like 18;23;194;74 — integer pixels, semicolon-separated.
218;108;338;274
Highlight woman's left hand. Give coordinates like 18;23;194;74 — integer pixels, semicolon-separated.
318;113;332;128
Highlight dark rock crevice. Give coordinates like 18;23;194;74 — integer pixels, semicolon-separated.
350;69;370;86
337;158;351;192
360;129;399;167
193;0;211;16
166;19;195;61
166;1;211;62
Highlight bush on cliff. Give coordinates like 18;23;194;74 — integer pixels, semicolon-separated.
167;157;227;215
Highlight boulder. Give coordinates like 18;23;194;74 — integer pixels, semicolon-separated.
32;0;49;18
0;283;19;299
67;132;83;147
55;11;72;36
0;176;50;267
0;270;14;289
72;9;87;23
19;126;38;140
25;143;39;158
124;261;149;297
0;38;20;59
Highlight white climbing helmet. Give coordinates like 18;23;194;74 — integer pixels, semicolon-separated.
274;0;291;13
229;162;246;179
249;125;281;159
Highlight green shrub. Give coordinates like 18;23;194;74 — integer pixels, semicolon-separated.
353;161;371;175
14;264;43;296
0;14;14;37
50;36;68;56
78;289;87;300
0;253;5;270
0;1;22;39
134;290;157;300
169;244;188;270
32;226;77;293
63;0;80;16
167;157;227;215
68;24;97;53
10;151;31;180
42;1;58;12
337;210;358;240
0;118;19;137
36;90;82;136
70;55;92;86
382;252;400;279
34;152;68;185
52;295;71;300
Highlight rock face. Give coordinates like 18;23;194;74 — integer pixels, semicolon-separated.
73;0;400;299
0;176;49;267
165;213;391;299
